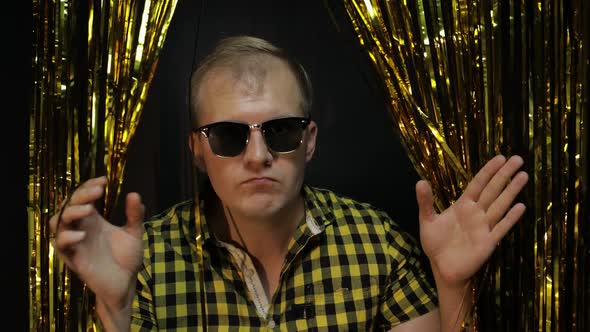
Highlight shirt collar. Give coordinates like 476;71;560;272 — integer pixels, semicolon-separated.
187;183;337;249
302;184;336;230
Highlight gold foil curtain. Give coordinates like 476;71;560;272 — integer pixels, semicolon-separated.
29;0;178;330
340;0;588;331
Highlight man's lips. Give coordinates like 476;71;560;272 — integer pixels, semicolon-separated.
241;177;276;184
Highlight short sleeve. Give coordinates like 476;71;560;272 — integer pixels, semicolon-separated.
378;218;438;329
131;229;158;331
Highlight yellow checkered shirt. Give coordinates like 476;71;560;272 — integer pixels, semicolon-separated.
131;185;437;331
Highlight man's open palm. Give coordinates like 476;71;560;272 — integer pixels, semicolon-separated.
416;155;529;288
49;176;145;309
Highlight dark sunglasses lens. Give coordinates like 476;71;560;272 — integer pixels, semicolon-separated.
263;118;306;152
207;122;249;157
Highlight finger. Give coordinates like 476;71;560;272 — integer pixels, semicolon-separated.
49;196;74;233
462;155;507;201
489;203;526;244
50;241;74;270
416;180;436;224
78;175;108;189
49;213;59;234
59;204;96;226
485;171;529;227
69;182;105;206
124;192;145;238
478;155;525;210
54;230;87;252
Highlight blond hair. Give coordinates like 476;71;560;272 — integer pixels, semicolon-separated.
189;36;312;127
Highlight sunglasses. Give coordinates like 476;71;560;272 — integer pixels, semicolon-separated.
195;116;311;157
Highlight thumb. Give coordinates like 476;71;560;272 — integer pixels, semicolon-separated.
416;180;436;224
124;192;145;238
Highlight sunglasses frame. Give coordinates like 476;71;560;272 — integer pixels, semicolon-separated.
195;116;312;158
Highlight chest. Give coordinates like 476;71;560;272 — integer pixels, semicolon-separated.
150;234;392;331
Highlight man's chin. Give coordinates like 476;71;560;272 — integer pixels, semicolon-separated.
236;195;283;218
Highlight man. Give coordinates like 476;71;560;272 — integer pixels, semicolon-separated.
50;36;529;331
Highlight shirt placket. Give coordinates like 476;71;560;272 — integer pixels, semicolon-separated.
265;215;324;330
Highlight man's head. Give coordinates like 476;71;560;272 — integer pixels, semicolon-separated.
189;36;313;128
189;36;317;220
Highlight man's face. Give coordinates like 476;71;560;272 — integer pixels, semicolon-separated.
190;58;317;219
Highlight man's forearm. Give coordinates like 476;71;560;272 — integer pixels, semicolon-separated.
433;269;474;332
95;286;136;332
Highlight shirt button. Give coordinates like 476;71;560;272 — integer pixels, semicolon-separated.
267;320;276;328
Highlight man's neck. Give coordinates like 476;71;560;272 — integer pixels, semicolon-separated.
208;195;305;299
209;196;305;261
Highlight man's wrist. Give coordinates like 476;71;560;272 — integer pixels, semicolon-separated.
430;265;474;332
95;296;133;332
94;282;136;332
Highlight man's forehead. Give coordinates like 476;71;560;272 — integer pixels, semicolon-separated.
199;57;301;102
194;56;305;126
201;56;289;90
198;68;264;108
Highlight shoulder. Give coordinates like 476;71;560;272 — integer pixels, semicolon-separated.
137;200;197;289
304;185;421;254
142;199;195;237
304;185;397;228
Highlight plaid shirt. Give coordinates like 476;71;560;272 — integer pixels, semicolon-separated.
131;185;437;331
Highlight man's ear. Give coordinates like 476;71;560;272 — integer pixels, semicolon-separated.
188;132;207;173
304;121;317;163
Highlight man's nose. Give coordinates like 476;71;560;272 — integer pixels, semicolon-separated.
242;129;273;167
